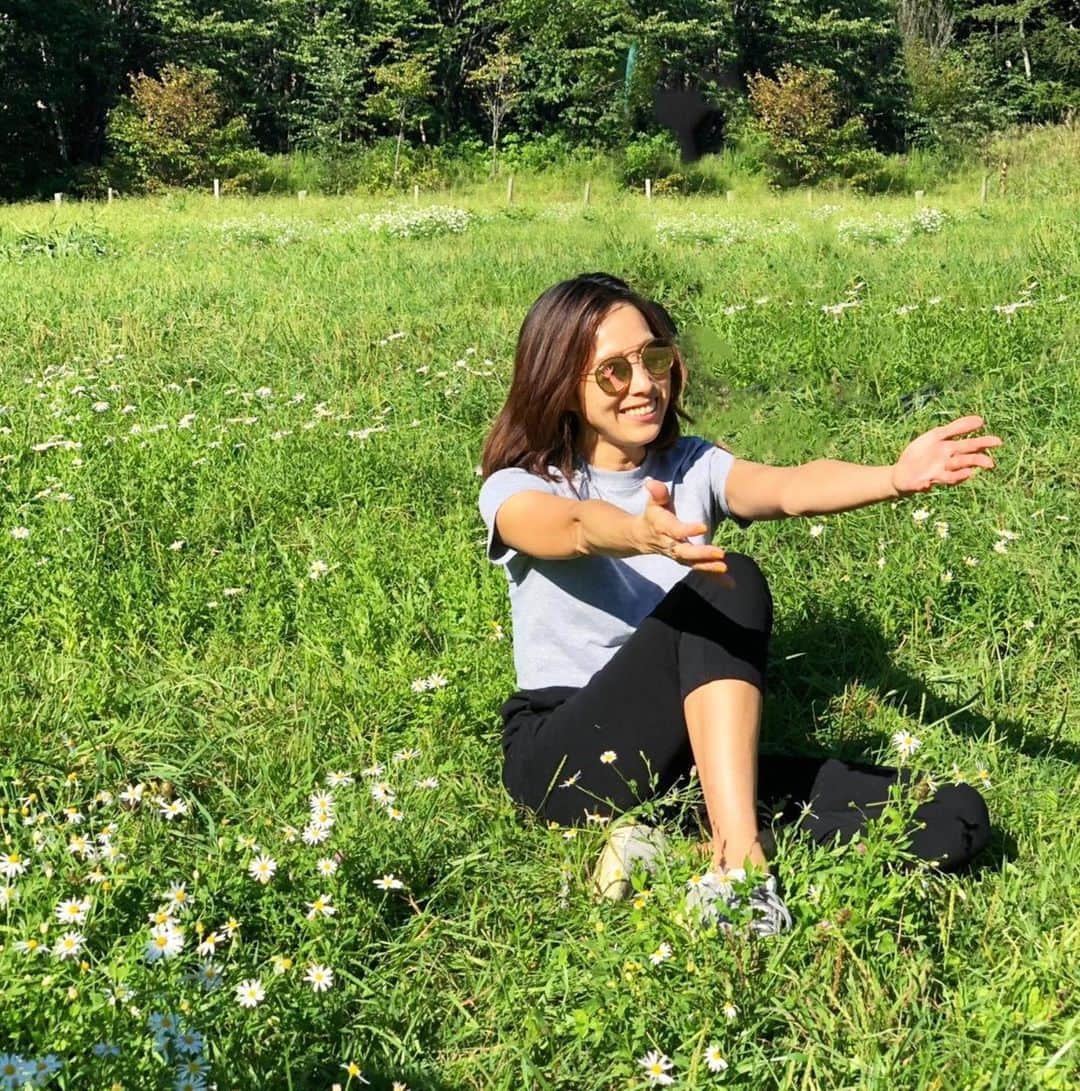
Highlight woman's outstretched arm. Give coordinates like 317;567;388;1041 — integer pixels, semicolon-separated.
724;415;1003;521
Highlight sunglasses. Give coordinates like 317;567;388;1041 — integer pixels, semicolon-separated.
584;338;678;396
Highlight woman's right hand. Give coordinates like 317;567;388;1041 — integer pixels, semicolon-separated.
637;478;734;586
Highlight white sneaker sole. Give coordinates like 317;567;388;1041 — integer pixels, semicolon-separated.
591;822;669;900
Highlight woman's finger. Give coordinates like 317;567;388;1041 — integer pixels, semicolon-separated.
952;435;1003;454
948;453;995;471
940;467;975;485
936;415;985;440
677;545;728;566
692;562;735;587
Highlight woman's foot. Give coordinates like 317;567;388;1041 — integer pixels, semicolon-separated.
591;821;669;900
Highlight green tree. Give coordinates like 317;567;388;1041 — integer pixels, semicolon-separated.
465;32;524;176
367;48;436;179
289;8;369;147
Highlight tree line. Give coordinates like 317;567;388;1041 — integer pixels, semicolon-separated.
2;1;1077;198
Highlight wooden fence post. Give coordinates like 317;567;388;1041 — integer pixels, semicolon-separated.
726;190;734;203
506;174;514;204
980;175;989;204
645;178;651;201
583;180;591;206
54;192;63;205
914;189;924;205
413;184;419;203
107;187;114;204
298;190;307;202
213;178;221;199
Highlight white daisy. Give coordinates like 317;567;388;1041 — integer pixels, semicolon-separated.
196;932;221;957
118;783;145;806
303;964;334;992
309;789;335;813
326;771;354;787
599;750;617;764
145;922;184;961
306;893;336;920
370;782;395;806
159;798;189;820
374;874;404;891
235;978;265;1008
55;897;91;925
301;822;330;845
316;857;339;877
704;1044;728;1073
163;882;192;913
53;931;85;960
648;941;672;966
248;855;277;884
892;730;922;758
638;1050;674;1086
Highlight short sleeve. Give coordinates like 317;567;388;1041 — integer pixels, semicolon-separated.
478;468;558;566
706;443;753;531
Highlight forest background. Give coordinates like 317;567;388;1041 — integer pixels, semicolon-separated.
2;0;1079;202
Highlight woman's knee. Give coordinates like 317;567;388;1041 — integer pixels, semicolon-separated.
682;552;772;634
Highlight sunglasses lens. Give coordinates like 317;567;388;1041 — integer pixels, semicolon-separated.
643;342;675;376
593;341;675;394
596;359;631;394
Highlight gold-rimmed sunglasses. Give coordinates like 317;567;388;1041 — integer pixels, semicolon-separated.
583;337;678;396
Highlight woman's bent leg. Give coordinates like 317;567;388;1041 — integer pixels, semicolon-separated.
502;554;772;830
672;557;774;871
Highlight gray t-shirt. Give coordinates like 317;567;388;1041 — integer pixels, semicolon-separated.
479;436;749;690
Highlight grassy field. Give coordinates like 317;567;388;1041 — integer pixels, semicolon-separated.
1;126;1078;1090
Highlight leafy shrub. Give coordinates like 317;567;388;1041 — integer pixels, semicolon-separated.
499;132;577;173
615;131;681;188
106;66;265;192
747;65;880;188
903;42;998;158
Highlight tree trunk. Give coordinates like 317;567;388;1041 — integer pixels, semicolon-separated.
1019;18;1032;81
395;108;405;181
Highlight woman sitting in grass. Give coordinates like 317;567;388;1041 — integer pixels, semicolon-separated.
479;272;998;935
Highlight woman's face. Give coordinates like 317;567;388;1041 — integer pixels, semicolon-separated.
574;303;672;470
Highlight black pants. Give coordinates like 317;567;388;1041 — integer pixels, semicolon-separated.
500;554;990;872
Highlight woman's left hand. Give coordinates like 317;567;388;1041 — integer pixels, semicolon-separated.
891;415;1003;496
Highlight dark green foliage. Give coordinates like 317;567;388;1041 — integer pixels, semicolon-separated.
1;0;1078;198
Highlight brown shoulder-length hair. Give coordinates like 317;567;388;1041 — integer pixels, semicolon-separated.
481;272;692;486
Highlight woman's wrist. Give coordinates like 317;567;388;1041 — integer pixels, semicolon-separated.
576;499;646;558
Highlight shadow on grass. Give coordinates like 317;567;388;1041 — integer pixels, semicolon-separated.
767;606;1076;764
760;606;1068;870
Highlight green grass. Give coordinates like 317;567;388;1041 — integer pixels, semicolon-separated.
0;126;1078;1090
